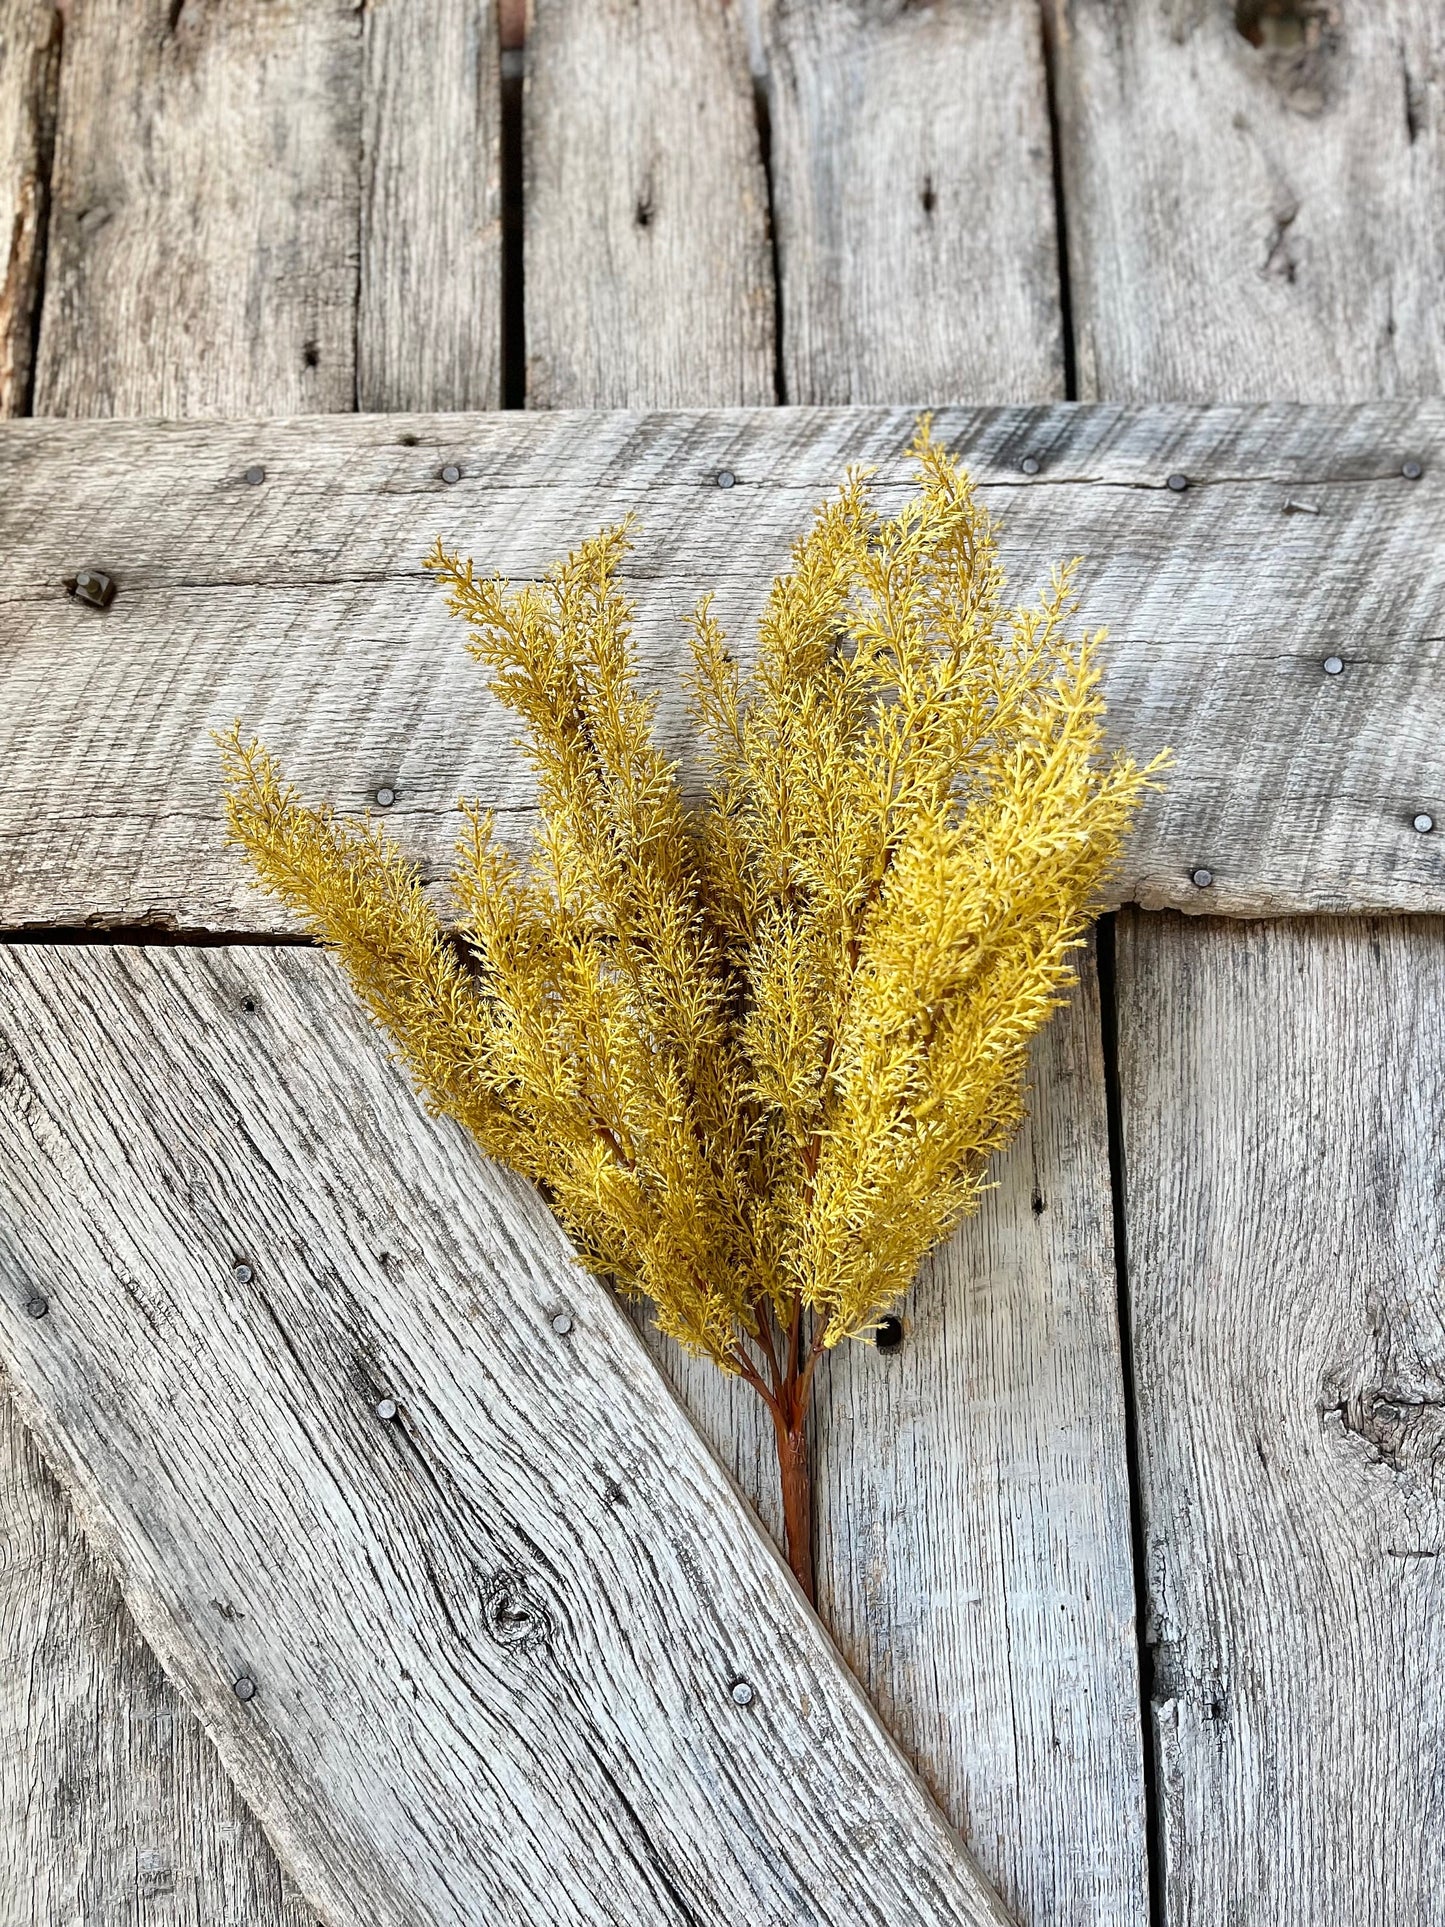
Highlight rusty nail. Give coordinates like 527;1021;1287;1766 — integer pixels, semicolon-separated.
439;463;461;484
1413;813;1435;834
374;787;396;808
24;1295;49;1319
716;469;736;489
1402;460;1423;481
233;1675;257;1702
231;1262;254;1286
375;1397;398;1422
1322;656;1343;675
1021;457;1041;475
551;1312;574;1336
66;568;117;610
1191;867;1214;889
1166;473;1189;493
243;465;266;486
730;1679;755;1706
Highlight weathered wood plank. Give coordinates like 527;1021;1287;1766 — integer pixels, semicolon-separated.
0;1391;312;1925
523;0;774;408
814;954;1147;1925
0;0;57;414
0;942;1009;1927
1049;0;1445;401
1116;913;1445;1923
761;0;1062;403
359;0;502;413
0;403;1440;930
33;0;361;417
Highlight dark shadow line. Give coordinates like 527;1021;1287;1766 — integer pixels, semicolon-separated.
1039;1;1079;401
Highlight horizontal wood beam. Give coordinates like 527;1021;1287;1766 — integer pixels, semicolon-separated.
0;942;1008;1927
0;402;1440;927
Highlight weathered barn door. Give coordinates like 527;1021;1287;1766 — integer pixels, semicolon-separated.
1;1;1441;1922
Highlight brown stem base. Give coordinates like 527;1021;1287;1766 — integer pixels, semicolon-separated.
770;1408;815;1605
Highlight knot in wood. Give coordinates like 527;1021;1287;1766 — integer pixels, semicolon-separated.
480;1568;554;1655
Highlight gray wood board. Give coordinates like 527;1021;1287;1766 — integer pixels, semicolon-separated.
1116;912;1445;1923
761;0;1062;403
0;1390;312;1925
1049;0;1445;402
0;403;1441;929
523;0;774;408
0;0;57;415
814;951;1147;1925
359;0;502;414
0;941;1009;1927
32;0;363;418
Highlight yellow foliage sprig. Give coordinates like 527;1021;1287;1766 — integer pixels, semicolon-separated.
220;422;1165;1603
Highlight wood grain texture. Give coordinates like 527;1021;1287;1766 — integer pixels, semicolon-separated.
1049;0;1445;402
0;403;1440;931
1116;913;1445;1923
33;0;361;417
0;0;57;414
523;0;775;408
0;1391;313;1925
0;942;1009;1927
815;955;1147;1925
761;0;1062;403
359;0;502;413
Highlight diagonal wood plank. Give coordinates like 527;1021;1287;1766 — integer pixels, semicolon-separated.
1;403;1442;932
523;0;774;409
0;941;1008;1927
1116;913;1445;1922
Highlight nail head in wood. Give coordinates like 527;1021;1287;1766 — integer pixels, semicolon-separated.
232;1675;257;1702
66;568;117;610
1402;460;1423;481
715;469;736;489
243;465;266;486
1191;867;1214;888
1166;472;1190;493
374;1398;398;1422
1021;456;1041;475
439;464;461;485
231;1262;254;1286
1413;814;1435;834
729;1679;755;1706
24;1295;49;1319
1322;656;1344;675
550;1312;573;1336
374;788;396;808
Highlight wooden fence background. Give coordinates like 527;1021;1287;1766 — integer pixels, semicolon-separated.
0;1;1441;1922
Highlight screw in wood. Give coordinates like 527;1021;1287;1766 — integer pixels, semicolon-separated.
1402;460;1423;481
24;1295;49;1319
232;1675;257;1702
550;1311;574;1336
1191;867;1214;888
243;465;266;486
729;1679;755;1705
1413;813;1435;834
1322;656;1344;675
439;463;462;484
231;1262;254;1286
716;469;736;489
65;568;117;610
1166;473;1190;493
374;1398;399;1422
1021;456;1041;475
374;787;396;808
